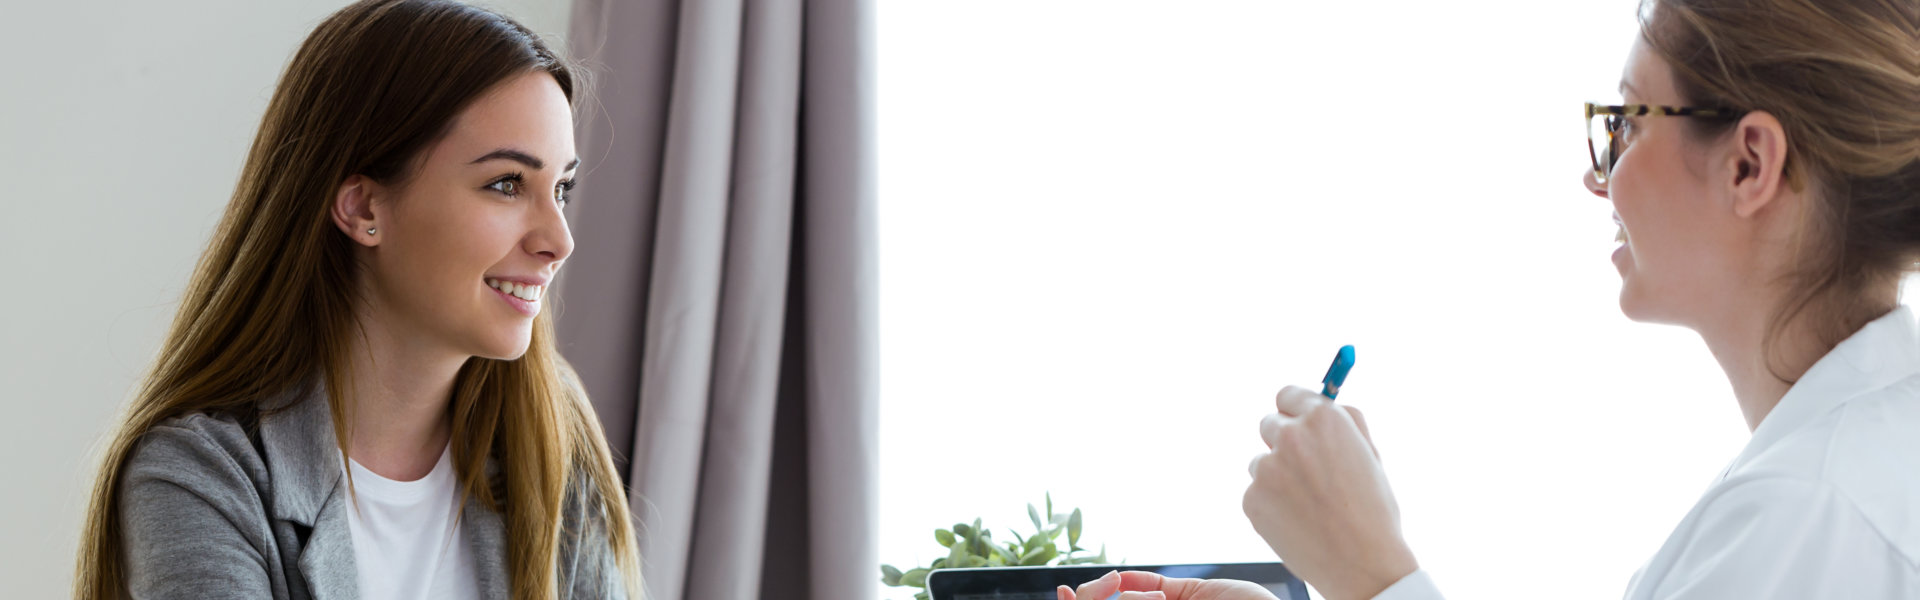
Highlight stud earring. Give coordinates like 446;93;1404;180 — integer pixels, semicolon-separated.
367;227;377;235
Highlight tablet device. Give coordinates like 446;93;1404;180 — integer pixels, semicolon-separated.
925;562;1309;600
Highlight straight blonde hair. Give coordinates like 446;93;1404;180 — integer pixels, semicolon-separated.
73;1;641;597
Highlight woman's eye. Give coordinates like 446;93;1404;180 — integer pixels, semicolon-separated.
555;181;575;207
487;178;522;196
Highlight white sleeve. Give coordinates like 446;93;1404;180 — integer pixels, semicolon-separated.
1368;569;1444;600
1647;477;1914;599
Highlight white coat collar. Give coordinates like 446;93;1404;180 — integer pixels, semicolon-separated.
1726;305;1920;477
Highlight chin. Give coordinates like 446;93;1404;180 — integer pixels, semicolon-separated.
473;331;534;361
1617;278;1691;327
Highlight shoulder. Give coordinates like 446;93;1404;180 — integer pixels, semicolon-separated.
1713;377;1920;566
1654;476;1919;597
120;409;271;518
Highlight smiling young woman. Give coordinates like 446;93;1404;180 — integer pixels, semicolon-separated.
72;1;640;598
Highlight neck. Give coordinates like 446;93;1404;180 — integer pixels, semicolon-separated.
340;304;469;482
1698;316;1797;432
1696;295;1887;432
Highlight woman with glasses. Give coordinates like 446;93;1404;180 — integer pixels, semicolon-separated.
1063;0;1919;598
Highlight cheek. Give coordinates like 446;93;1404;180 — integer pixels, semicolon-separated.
1610;141;1684;244
1614;149;1726;278
388;204;518;303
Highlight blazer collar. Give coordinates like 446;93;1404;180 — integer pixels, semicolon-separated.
258;374;344;527
256;375;359;599
256;371;512;600
1727;305;1920;476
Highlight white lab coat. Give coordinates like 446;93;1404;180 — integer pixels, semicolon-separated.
1374;306;1920;600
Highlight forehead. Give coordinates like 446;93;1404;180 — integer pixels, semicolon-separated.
1622;39;1678;103
429;72;576;168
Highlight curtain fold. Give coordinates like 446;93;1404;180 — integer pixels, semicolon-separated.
556;0;875;599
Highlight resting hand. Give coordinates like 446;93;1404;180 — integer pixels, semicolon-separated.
1243;386;1416;600
1057;570;1279;600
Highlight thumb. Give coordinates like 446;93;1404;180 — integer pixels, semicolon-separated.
1117;593;1168;600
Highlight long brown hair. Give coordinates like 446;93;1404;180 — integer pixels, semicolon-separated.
73;1;640;597
1641;0;1920;379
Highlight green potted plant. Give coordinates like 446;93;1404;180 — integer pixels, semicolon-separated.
881;494;1114;600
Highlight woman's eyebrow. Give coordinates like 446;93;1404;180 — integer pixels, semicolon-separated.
1619;80;1639;99
468;148;581;172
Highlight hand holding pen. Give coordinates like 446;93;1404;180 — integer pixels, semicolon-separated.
1242;346;1417;600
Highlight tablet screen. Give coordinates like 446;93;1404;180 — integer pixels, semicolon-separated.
926;562;1308;600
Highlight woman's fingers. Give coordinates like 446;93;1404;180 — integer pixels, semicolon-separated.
1273;385;1324;417
1264;388;1379;460
1068;571;1270;600
1259;412;1288;449
1343;405;1370;440
1117;570;1175;591
1342;404;1379;460
1071;571;1121;600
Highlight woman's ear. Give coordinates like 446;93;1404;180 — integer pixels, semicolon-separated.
331;175;382;246
1726;110;1793;219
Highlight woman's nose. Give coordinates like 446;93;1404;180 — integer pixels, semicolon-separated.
1583;168;1608;199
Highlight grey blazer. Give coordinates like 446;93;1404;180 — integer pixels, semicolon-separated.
116;377;629;599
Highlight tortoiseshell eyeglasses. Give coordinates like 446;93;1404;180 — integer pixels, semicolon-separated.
1585;102;1741;184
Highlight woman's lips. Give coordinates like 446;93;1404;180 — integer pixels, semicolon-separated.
487;282;540;316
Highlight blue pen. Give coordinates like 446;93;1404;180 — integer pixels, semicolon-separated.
1320;345;1356;400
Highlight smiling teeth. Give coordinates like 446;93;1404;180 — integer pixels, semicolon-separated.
486;278;543;302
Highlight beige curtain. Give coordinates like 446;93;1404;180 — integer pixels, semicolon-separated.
554;0;877;598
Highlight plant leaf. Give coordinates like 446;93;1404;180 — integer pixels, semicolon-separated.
953;523;973;538
990;542;1018;564
881;564;904;586
1068;508;1083;547
1028;503;1045;533
935;529;955;548
948;536;971;565
1046;492;1054;518
1020;544;1058;566
1018;545;1046;565
1026;531;1051;549
902;568;931;587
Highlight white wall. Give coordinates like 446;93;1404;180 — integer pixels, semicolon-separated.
0;1;572;595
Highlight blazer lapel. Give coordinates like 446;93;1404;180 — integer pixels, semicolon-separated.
464;457;512;600
298;488;361;600
258;376;360;599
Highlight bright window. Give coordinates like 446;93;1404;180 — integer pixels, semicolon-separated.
877;3;1762;598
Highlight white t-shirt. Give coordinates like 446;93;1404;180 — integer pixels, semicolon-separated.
342;444;480;600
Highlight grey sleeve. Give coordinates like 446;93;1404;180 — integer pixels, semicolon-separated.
118;422;278;599
559;474;631;600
